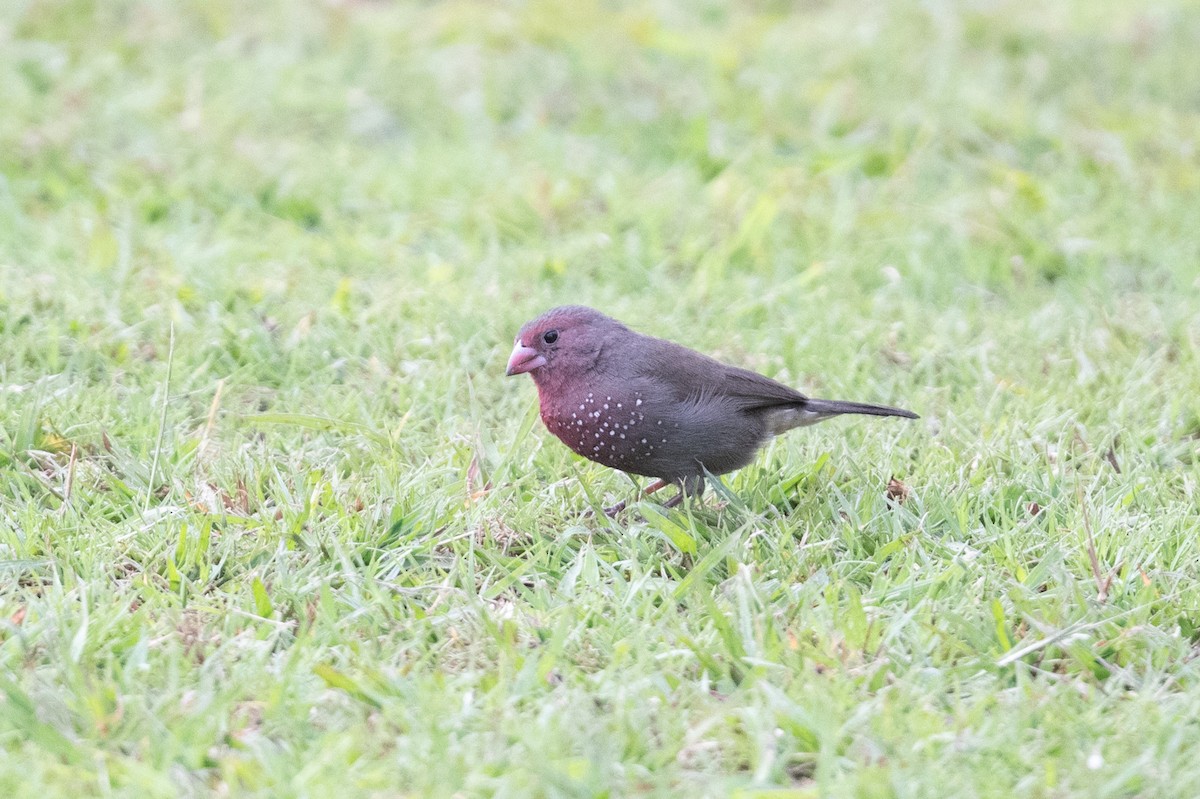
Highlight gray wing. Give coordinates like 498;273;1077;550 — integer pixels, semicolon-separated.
629;334;808;411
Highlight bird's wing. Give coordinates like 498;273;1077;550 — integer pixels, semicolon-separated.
630;335;808;411
717;365;810;408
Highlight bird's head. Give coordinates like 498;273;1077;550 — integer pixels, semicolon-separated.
505;305;624;386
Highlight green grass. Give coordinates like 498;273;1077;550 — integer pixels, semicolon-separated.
2;0;1199;795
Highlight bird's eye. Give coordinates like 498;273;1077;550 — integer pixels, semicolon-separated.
542;330;559;344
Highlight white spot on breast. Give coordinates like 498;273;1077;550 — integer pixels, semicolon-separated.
636;399;642;406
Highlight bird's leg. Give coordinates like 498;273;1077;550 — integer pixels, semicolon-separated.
604;478;670;516
643;478;669;496
663;476;705;509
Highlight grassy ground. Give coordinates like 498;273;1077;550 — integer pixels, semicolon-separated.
2;0;1199;795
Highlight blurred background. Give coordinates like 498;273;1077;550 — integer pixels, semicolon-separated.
3;0;1196;382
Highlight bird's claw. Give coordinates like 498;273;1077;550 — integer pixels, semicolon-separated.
602;500;627;517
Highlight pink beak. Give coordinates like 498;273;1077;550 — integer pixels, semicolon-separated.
505;340;547;376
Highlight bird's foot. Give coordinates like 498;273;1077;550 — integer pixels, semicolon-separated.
662;493;683;509
602;500;627;517
661;476;704;510
602;478;668;517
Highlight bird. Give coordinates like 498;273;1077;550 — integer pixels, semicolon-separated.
505;305;917;514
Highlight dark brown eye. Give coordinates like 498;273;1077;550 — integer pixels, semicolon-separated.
542;330;559;344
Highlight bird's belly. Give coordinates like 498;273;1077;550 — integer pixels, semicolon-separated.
542;417;643;472
550;416;763;482
541;392;664;474
541;391;770;480
644;403;769;479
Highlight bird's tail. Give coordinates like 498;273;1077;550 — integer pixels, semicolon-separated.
803;398;919;419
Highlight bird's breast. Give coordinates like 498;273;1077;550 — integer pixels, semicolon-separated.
540;388;659;472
